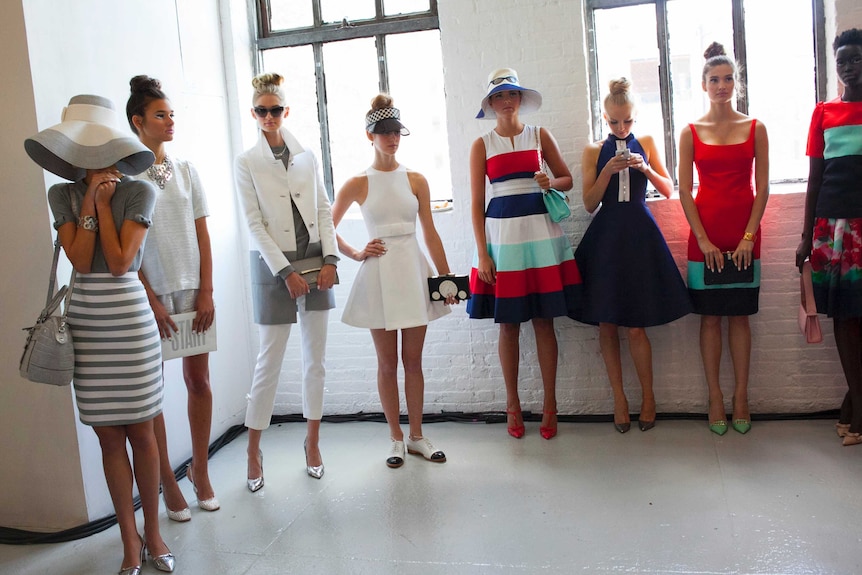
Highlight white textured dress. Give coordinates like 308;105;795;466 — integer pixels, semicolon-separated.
341;165;450;330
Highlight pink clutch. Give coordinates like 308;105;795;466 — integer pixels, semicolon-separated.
799;261;822;344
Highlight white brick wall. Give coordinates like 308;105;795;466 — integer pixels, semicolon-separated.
264;0;849;418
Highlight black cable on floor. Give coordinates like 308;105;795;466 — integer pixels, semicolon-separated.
0;409;840;545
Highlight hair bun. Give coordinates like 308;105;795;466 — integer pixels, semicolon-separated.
129;75;162;94
252;73;284;91
608;77;631;96
370;93;394;111
703;42;727;60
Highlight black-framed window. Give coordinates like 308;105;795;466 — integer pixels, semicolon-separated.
253;0;450;199
585;0;826;185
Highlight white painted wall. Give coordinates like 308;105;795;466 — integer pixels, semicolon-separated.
272;0;852;418
2;0;861;532
0;0;253;529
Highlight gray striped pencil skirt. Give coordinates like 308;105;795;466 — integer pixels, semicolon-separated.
66;273;163;426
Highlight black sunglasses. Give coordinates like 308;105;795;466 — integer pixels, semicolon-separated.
489;75;518;86
253;106;285;118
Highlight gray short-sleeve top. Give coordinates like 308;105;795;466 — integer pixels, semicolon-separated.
47;178;157;273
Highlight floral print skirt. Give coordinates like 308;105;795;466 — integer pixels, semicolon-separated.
810;217;862;318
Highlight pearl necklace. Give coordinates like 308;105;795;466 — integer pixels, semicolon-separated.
146;156;174;189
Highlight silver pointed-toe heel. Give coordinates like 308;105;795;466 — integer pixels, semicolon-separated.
247;450;264;493
186;462;220;511
118;535;146;575
147;546;176;573
304;437;324;479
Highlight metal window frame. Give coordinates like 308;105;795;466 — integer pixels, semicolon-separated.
585;0;826;185
252;0;439;196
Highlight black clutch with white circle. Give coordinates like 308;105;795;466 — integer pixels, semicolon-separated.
427;275;471;301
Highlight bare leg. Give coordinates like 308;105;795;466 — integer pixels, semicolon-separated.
401;326;429;439
727;316;752;421
834;317;862;433
184;352;215;500
126;419;169;558
499;322;522;430
152;412;187;513
599;323;629;426
627;327;655;423
371;328;403;441
700;315;726;423
93;425;144;570
533;318;558;421
247;428;263;481
305;419;321;467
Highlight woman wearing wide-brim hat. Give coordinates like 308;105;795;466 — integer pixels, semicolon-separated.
25;94;175;574
467;68;583;441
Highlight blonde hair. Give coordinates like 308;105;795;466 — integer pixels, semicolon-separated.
603;77;634;111
367;93;394;116
251;73;285;105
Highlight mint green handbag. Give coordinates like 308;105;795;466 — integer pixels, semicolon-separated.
543;188;570;223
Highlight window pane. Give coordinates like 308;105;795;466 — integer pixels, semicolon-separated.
744;0;813;180
593;5;667;185
260;45;323;164
321;0;375;25
385;0;430;16
322;38;380;191
386;30;451;200
269;0;313;31
667;0;733;185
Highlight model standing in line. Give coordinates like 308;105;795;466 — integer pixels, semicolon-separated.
796;29;862;446
332;94;456;468
678;42;769;436
235;73;339;490
27;94;175;574
467;68;582;440
126;75;219;520
574;78;691;433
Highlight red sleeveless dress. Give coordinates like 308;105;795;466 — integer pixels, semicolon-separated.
686;120;761;316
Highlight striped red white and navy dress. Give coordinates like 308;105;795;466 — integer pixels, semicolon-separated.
467;125;583;323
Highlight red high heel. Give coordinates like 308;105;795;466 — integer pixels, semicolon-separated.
506;408;525;439
540;410;558;440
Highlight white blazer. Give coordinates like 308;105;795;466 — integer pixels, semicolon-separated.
234;126;338;276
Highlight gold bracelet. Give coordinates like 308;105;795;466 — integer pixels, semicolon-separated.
742;232;755;242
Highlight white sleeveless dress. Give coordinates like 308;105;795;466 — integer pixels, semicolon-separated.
341;165;450;330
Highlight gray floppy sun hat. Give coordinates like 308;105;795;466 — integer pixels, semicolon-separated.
25;94;154;181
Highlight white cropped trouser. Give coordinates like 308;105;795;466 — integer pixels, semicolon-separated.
244;300;329;430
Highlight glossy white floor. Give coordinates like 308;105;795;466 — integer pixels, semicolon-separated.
2;418;861;575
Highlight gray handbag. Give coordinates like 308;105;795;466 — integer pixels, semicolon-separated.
291;256;340;288
19;239;76;386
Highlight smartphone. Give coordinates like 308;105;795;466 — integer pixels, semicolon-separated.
615;148;631;159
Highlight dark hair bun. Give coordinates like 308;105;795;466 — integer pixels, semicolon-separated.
703;42;727;60
130;75;162;94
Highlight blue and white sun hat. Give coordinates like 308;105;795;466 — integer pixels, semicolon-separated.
476;67;543;119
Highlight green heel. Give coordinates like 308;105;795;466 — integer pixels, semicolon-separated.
709;420;728;436
732;419;751;434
